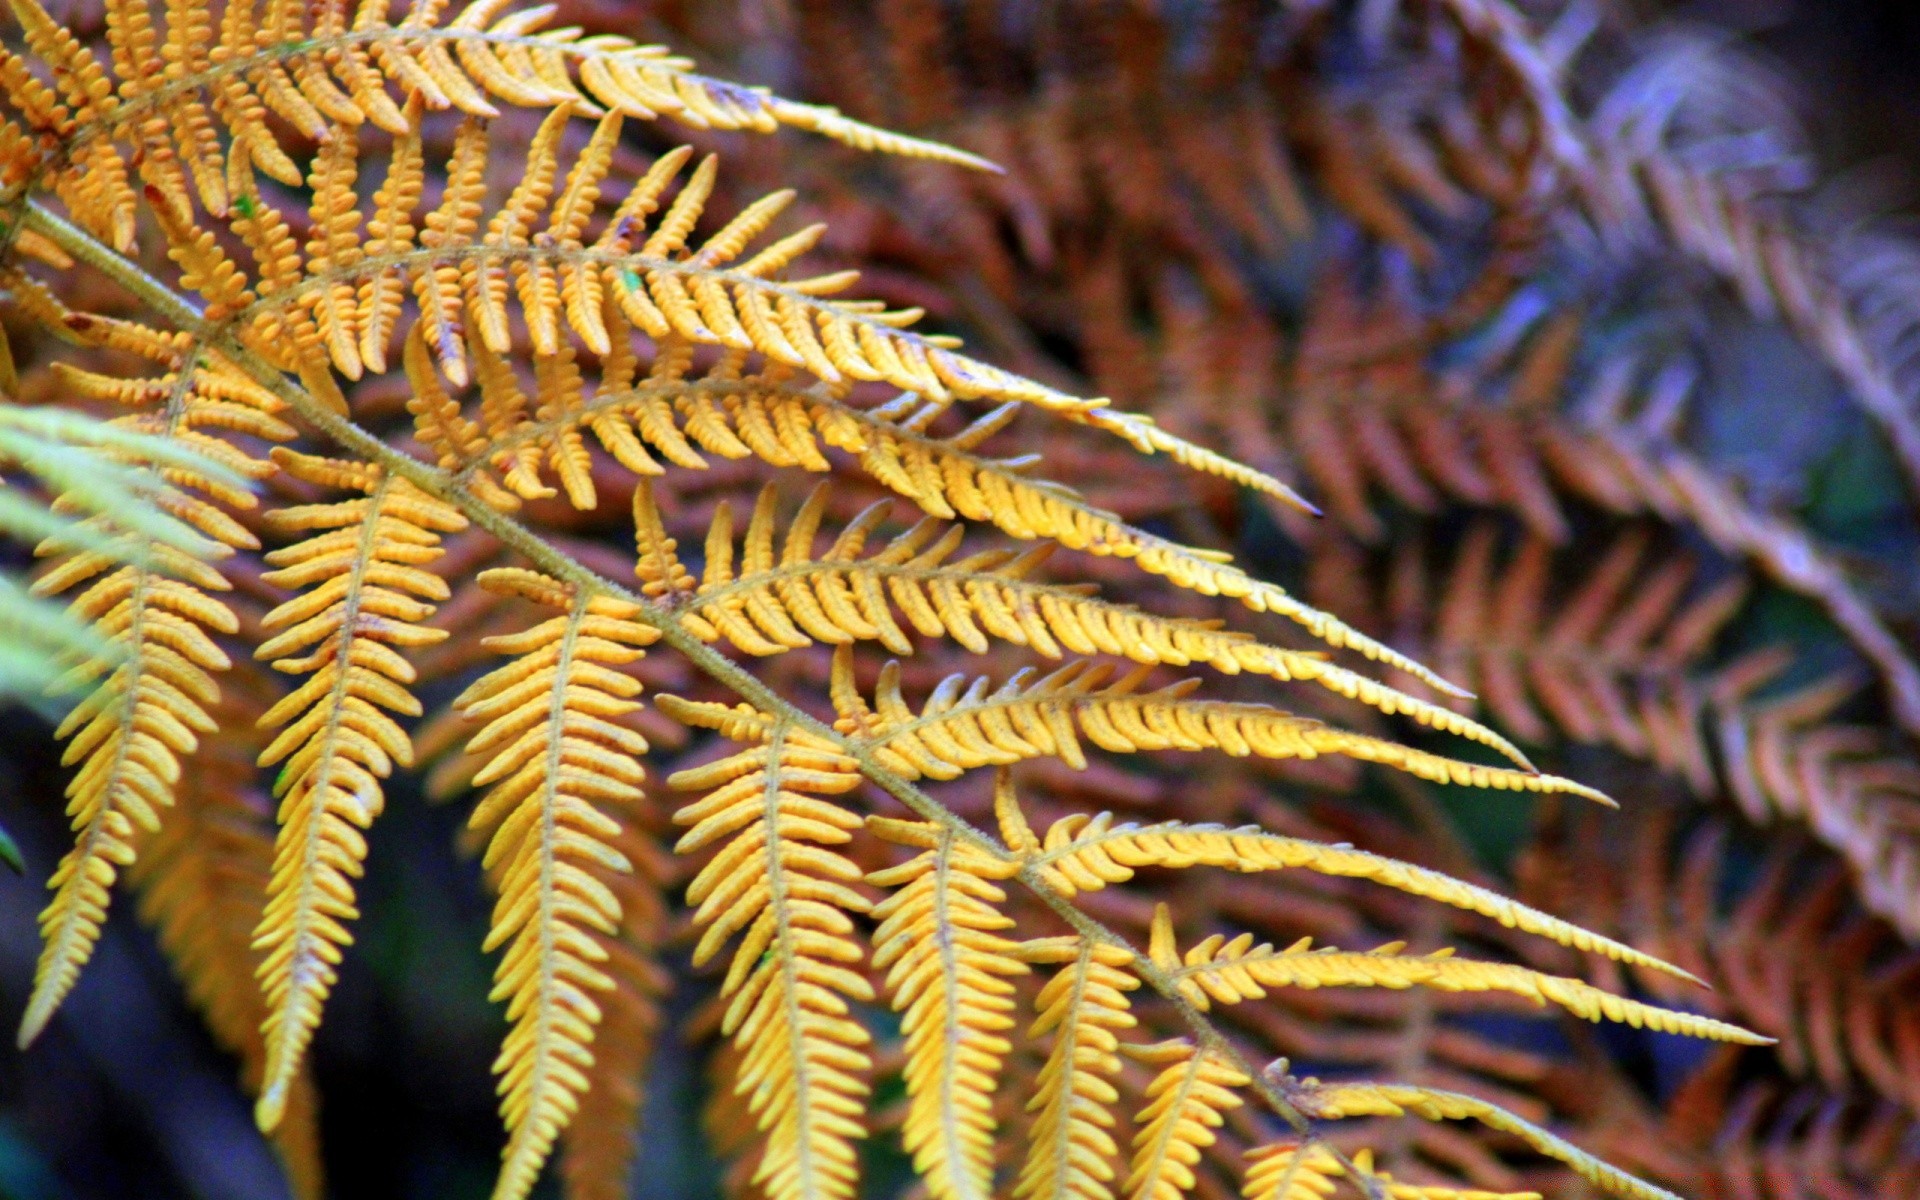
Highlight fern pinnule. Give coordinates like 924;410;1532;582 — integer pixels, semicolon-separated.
866;813;1029;1200
452;565;661;1200
16;333;288;1047
251;448;467;1131
821;648;1606;802
1123;1036;1249;1200
1014;934;1139;1200
661;705;875;1200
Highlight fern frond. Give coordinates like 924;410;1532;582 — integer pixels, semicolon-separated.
16;339;288;1046
4;0;994;253
663;709;875;1200
1123;1037;1249;1200
1240;1143;1343;1200
1146;907;1766;1044
866;812;1029;1200
251;449;466;1131
822;649;1606;802
461;366;1441;692
641;483;1527;767
1243;1143;1539;1200
1023;813;1695;981
1013;936;1140;1200
1289;1081;1683;1200
452;567;662;1200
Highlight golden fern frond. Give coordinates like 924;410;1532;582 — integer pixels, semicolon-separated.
797;392;1464;696
1123;1038;1249;1200
1240;1143;1344;1200
639;482;1528;766
15;328;291;1046
125;661;322;1200
215;124;1307;519
661;704;875;1200
1023;813;1696;981
1;0;993;253
251;448;467;1130
1145;906;1767;1044
211;118;1048;413
1288;1081;1685;1200
866;811;1029;1200
820;648;1606;801
1013;935;1139;1200
1242;1143;1539;1200
450;566;661;1200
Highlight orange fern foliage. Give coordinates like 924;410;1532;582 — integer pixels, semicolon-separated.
7;0;1916;1198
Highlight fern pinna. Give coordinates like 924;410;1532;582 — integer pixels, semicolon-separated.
0;1;1770;1198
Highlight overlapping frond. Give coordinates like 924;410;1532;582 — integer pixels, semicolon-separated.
16;321;288;1046
636;482;1527;764
866;813;1028;1200
819;647;1605;801
1013;935;1139;1200
661;702;874;1200
251;449;466;1130
546;379;1450;693
451;566;661;1200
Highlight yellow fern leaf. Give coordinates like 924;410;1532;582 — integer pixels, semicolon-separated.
825;649;1606;802
17;326;289;1047
1242;1143;1539;1200
1013;936;1139;1200
252;449;466;1132
663;706;875;1200
867;813;1029;1200
1290;1081;1685;1200
453;567;662;1200
1123;1038;1248;1200
1241;1143;1343;1200
13;0;994;244
1146;908;1768;1044
1025;814;1695;980
643;483;1527;766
